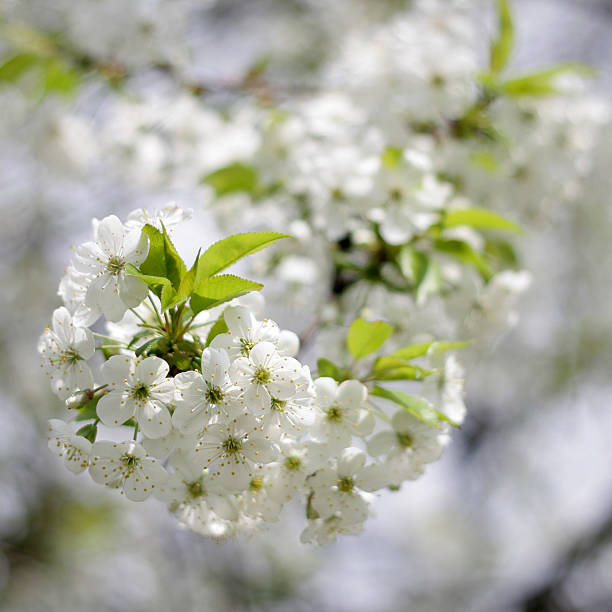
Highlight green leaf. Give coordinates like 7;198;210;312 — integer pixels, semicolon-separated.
176;249;201;300
317;358;342;380
191;274;263;315
371;357;431;381
138;224;186;291
398;248;443;305
469;151;500;173
205;317;229;347
196;232;290;280
444;207;521;233
389;340;471;361
371;386;454;429
76;422;98;443
124;263;177;311
490;0;514;75
202;163;258;196
0;53;37;83
75;395;101;421
484;238;519;268
427;341;473;358
500;63;596;98
381;146;403;168
390;342;435;361
347;318;393;360
42;58;79;95
434;239;493;281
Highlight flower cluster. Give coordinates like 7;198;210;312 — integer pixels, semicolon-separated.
41;206;468;543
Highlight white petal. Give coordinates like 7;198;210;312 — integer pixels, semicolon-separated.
97;391;133;426
135;356;169;385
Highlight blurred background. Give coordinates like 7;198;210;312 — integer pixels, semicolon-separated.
1;1;612;611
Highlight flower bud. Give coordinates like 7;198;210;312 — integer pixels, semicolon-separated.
65;389;94;411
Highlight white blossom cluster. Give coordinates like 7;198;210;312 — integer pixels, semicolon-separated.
40;206;467;543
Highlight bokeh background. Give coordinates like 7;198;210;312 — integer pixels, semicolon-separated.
1;1;612;611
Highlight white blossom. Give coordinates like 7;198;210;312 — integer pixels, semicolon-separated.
38;306;95;400
97;355;174;438
72;214;149;322
47;419;92;474
89;440;168;501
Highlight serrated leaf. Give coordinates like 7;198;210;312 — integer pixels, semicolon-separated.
371;357;431;381
196;232;290;280
434;239;493;281
138;224;186;291
317;358;342;380
444;208;521;233
177;248;201;299
347;318;393;360
202;163;258;196
191;274;263;315
205;316;229;347
490;0;514;75
371;386;453;429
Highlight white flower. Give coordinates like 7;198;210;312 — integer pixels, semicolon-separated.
47;419;92;474
38;306;95;400
267;440;328;504
257;364;316;436
97;355;174;438
231;342;304;412
191;413;277;493
311;378;374;451
172;347;243;433
73;214;149;322
300;515;365;546
210;305;280;359
238;467;284;522
367;410;450;484
156;453;239;523
125;203;193;232
308;448;380;526
89;440;168;501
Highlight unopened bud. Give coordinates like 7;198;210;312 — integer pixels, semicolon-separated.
65;389;94;411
